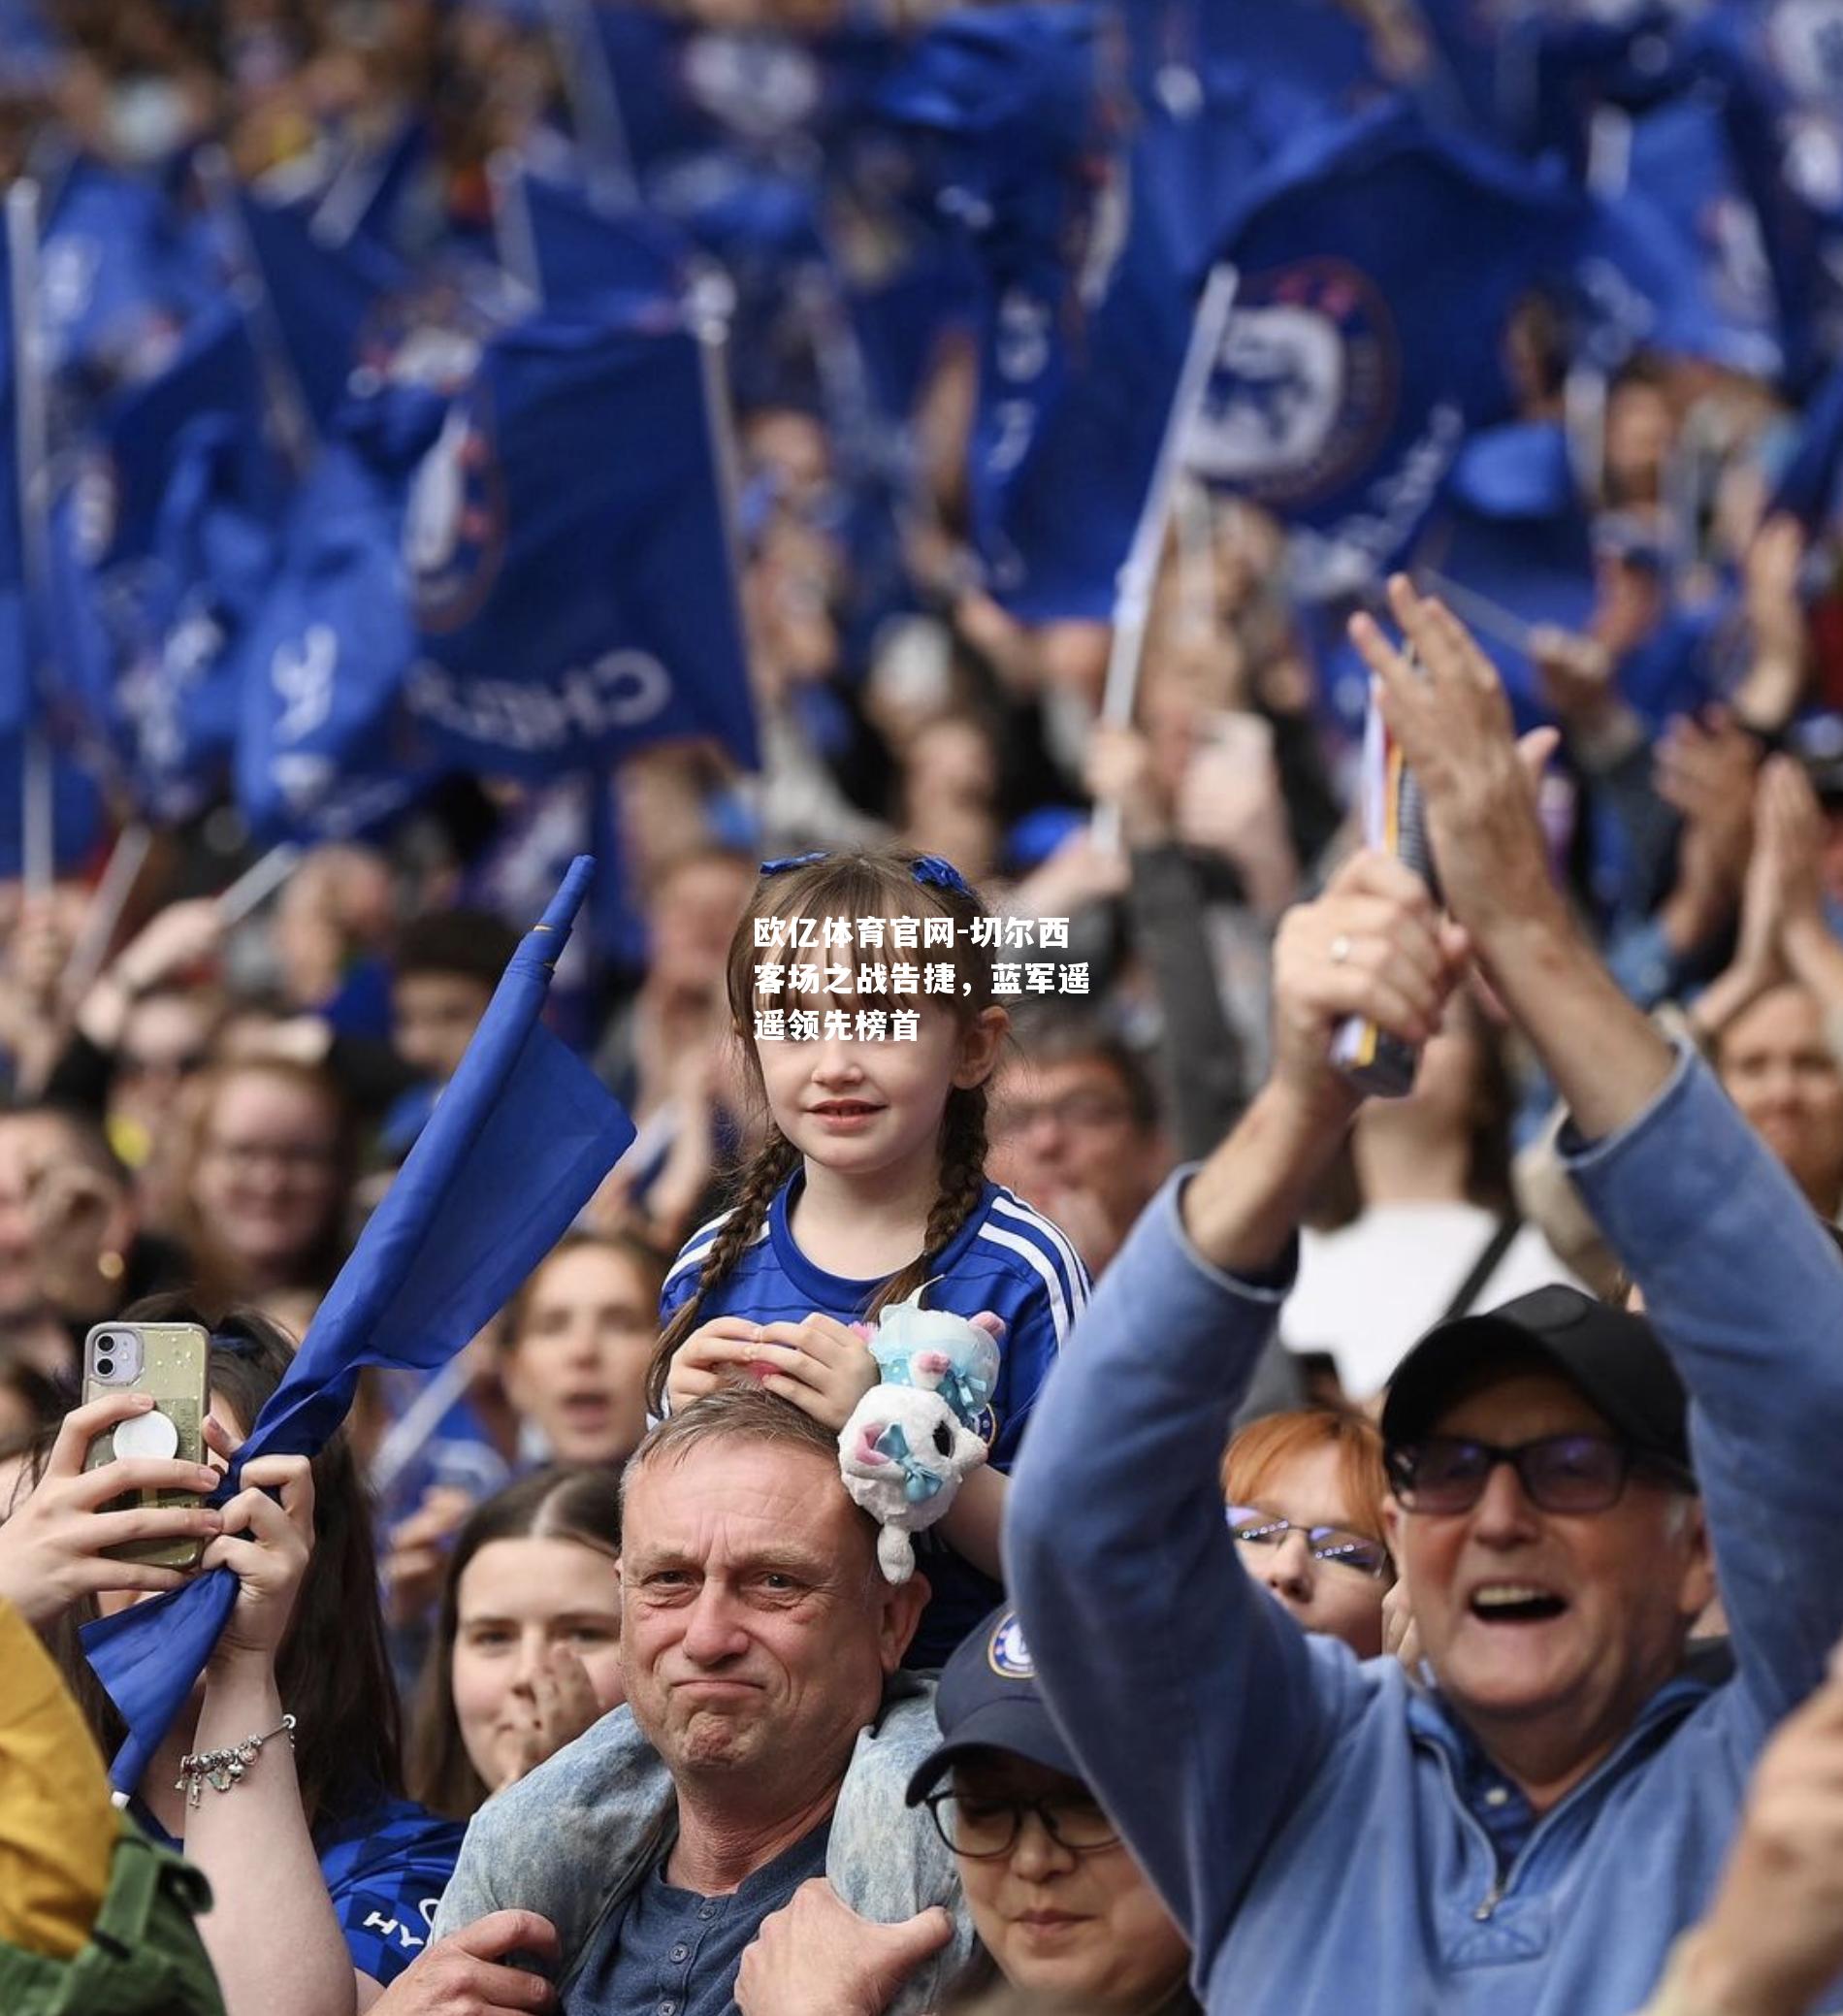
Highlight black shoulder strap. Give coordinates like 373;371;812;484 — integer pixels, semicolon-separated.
1439;1214;1523;1325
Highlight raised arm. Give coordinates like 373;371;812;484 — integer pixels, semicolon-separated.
1006;848;1462;1960
1357;577;1843;1729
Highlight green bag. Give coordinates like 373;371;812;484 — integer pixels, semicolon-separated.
0;1814;226;2016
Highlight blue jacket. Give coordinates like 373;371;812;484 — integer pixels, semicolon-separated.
428;1679;976;2012
1007;1054;1843;2016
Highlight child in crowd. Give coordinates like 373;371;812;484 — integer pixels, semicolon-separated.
408;1468;625;1822
650;848;1088;1668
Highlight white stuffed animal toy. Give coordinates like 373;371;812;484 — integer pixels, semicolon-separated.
836;1291;1003;1584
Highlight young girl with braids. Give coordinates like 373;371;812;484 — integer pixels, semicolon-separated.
649;849;1090;1667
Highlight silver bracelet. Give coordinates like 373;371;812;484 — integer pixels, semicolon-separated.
176;1714;296;1807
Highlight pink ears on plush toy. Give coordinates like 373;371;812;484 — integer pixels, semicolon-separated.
851;1311;1006;1343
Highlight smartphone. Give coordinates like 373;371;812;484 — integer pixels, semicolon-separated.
81;1321;210;1569
1332;671;1439;1098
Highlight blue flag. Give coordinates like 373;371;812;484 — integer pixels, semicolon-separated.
0;207;24;751
1412;421;1597;731
1600;90;1786;381
236;186;414;434
1771;361;1843;533
81;855;634;1796
1191;107;1593;597
39;154;211;390
514;166;690;312
399;315;757;775
238;309;756;834
46;303;291;819
870;3;1175;620
232;384;433;841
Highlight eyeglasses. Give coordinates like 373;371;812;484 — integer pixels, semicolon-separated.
120;1050;209;1079
922;1790;1120;1860
1227;1508;1392;1578
1005;1092;1137;1132
1385;1433;1695;1515
202;1137;337;1176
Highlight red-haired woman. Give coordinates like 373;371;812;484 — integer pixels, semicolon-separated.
1221;1409;1395;1657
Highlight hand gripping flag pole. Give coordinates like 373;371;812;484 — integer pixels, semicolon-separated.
81;855;635;1800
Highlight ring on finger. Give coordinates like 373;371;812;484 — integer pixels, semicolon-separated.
1330;933;1353;965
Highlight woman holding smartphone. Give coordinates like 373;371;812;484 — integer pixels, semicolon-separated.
0;1302;462;2016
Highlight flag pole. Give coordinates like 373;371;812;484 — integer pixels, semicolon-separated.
8;179;53;897
487;150;544;307
1092;262;1240;851
61;822;152;1003
215;842;301;928
691;273;750;696
1412;567;1539;657
193;146;317;476
543;0;639;213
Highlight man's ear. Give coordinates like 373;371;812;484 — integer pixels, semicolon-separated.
878;1569;933;1675
1673;1497;1717;1625
1382;1494;1406;1559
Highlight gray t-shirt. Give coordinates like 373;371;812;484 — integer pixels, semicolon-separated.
566;1819;831;2016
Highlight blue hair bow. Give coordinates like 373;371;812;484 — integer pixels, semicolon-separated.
757;851;975;903
909;854;973;899
875;1423;948;1505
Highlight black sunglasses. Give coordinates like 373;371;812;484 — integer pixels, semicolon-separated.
1386;1432;1695;1515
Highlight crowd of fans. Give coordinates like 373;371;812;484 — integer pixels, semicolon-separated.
5;0;1843;2012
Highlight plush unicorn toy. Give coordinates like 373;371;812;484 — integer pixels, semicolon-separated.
837;1291;1002;1584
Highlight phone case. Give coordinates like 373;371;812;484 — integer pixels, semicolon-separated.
81;1323;210;1569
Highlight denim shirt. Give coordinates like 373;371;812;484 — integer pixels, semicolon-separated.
430;1674;973;2012
1008;1051;1843;2016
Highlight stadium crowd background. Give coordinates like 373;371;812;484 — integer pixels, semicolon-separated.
4;0;1843;2011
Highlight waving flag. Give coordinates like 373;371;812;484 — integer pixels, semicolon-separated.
232;378;434;840
1771;360;1843;533
397;315;756;775
1192;107;1591;599
510;165;690;312
44;303;290;819
1410;421;1597;729
235;187;413;433
238;306;756;836
81;856;634;1796
38;155;210;390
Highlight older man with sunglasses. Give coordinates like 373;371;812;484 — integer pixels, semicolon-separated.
1007;579;1843;2016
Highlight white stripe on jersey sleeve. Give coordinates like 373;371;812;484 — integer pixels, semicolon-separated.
661;1211;768;1288
977;1222;1073;1345
988;1190;1091;1315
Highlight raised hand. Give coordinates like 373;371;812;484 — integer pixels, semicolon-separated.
201;1414;315;1670
1349;576;1564;954
1269;849;1468;1123
500;1645;605;1790
0;1392;223;1628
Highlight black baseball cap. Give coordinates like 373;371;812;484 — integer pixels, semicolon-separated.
1381;1284;1692;1477
905;1608;1078;1805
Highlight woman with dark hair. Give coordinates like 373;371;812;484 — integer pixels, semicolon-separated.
407;1467;625;1822
0;1299;463;2014
1280;993;1578;1398
173;1060;357;1307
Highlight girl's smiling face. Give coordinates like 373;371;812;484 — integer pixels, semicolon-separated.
751;934;1006;1195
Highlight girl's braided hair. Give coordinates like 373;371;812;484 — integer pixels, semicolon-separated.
644;849;999;1416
